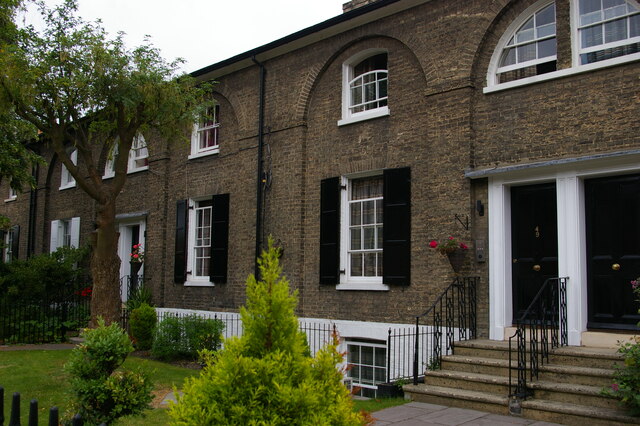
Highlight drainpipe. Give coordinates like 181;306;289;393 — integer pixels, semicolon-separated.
252;56;266;279
27;163;39;258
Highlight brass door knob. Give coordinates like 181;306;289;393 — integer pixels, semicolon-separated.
612;263;621;271
533;264;541;272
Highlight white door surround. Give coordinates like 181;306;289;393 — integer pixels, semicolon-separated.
469;151;640;346
117;215;146;302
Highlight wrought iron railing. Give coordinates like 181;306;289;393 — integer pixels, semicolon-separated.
508;277;568;399
120;274;144;301
387;276;478;385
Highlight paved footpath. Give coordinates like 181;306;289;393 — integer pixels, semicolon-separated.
370;402;563;426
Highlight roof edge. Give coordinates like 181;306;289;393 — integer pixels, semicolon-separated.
191;0;410;79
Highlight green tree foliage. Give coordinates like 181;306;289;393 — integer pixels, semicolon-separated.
0;0;211;325
0;0;44;220
168;239;366;425
129;302;157;351
65;318;153;425
0;245;89;300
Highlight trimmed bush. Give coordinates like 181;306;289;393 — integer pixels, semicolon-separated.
65;318;153;425
151;314;224;361
129;303;156;350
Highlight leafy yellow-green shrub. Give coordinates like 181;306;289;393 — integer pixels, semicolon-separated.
168;238;366;425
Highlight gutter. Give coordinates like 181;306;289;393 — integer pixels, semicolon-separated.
252;56;266;279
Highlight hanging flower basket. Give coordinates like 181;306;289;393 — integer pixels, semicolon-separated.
447;250;466;274
429;236;469;274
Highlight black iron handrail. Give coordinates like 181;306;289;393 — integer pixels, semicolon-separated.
508;276;568;399
411;276;478;385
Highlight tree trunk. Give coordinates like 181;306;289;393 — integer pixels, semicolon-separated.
89;201;122;326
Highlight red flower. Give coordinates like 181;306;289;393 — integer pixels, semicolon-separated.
429;240;438;248
612;383;619;392
460;243;468;250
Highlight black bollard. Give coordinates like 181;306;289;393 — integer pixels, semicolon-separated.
0;386;4;425
28;400;37;426
48;407;59;426
71;413;83;426
9;393;20;426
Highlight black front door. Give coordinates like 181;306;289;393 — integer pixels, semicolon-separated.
586;174;640;330
511;183;558;321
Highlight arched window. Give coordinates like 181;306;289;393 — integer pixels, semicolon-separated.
349;53;388;114
493;2;557;84
339;49;389;126
577;0;639;64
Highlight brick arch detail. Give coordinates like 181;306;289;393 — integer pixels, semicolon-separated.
295;34;431;125
211;81;245;135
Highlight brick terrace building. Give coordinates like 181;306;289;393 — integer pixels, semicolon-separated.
2;0;639;396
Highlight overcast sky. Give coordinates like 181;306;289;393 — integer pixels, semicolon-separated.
22;0;347;73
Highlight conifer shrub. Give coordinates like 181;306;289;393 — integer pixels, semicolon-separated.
168;238;367;425
65;318;153;425
129;303;157;350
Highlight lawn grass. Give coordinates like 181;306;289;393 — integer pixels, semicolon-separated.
0;349;408;425
0;349;199;425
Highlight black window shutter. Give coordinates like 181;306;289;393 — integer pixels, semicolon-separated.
383;167;411;285
320;177;340;284
174;199;188;284
209;193;230;284
11;225;19;261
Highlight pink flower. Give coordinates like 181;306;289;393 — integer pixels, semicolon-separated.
429;240;438;248
460;243;468;250
632;280;639;289
612;383;619;392
448;236;454;240
133;254;139;259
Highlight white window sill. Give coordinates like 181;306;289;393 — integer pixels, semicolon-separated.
102;165;150;180
4;196;17;203
184;279;214;287
338;106;389;127
336;282;389;291
188;148;219;160
484;53;640;94
127;166;149;175
59;182;76;191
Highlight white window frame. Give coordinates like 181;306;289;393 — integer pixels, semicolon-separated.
50;217;80;252
338;49;390;127
189;104;220;160
128;134;149;173
5;186;17;202
487;1;557;87
185;198;214;287
486;0;640;93
346;339;387;398
337;171;389;291
573;0;640;65
4;231;13;263
103;134;149;179
60;149;77;190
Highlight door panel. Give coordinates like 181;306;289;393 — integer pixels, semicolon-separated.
586;174;640;329
511;183;558;321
